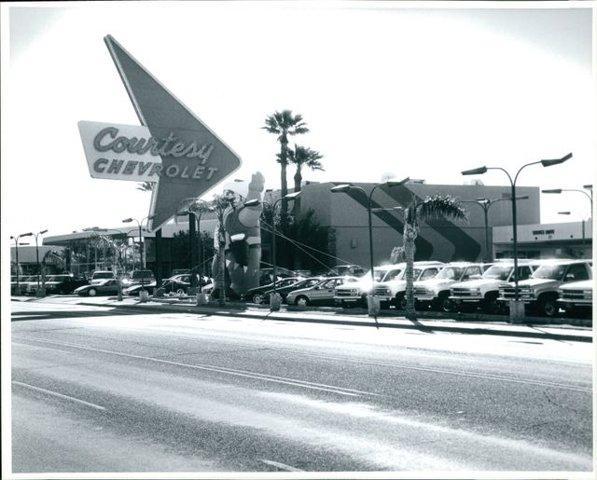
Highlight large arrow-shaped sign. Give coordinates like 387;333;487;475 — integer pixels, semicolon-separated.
104;35;241;231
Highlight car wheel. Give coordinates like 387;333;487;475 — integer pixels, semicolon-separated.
295;296;309;307
482;293;499;314
252;293;264;304
538;295;558;318
88;288;97;297
394;293;406;310
438;294;454;313
176;288;185;296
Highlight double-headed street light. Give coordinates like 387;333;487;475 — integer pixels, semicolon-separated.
462;197;528;263
558;210;588;246
122;215;154;269
542;185;593;217
11;232;33;292
462;153;572;305
331;177;410;318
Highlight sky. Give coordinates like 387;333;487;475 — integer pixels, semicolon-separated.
2;1;595;239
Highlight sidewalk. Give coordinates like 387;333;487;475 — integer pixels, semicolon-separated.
12;295;593;343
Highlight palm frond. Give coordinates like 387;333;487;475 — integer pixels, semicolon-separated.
413;195;468;224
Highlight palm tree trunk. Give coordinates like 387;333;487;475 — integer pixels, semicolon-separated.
279;135;289;221
293;163;302;217
404;221;417;320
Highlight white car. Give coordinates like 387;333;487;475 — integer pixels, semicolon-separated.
373;261;445;309
288;276;360;307
334;264;405;307
499;259;592;317
413;262;487;312
449;260;539;313
558;279;593;318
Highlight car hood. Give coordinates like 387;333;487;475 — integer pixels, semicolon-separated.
560;279;593;291
415;278;454;289
517;278;559;289
90;279;113;285
451;279;507;289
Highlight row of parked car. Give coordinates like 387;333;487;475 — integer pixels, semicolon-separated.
240;258;592;318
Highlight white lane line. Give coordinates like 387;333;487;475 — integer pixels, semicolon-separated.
297;352;591;393
12;381;107;411
13;339;367;398
260;459;303;472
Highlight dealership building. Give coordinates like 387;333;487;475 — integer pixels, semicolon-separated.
41;179;591;276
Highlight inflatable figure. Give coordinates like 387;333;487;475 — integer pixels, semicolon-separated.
211;172;264;298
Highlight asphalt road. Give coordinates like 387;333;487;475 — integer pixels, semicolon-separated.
10;300;593;473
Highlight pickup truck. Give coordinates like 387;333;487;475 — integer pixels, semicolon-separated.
449;260;539;313
413;262;487;312
373;261;445;309
498;259;592;317
558;279;593;318
334;264;406;307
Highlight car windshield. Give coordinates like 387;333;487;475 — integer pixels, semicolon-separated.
482;265;512;281
366;269;393;282
382;269;402;281
92;272;113;279
436;267;463;280
532;264;567;280
132;270;154;279
46;275;66;282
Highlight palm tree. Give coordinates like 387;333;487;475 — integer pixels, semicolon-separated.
403;195;467;320
286;145;324;216
262;110;309;222
137;181;156;192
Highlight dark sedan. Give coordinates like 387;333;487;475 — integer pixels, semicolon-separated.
44;275;88;294
243;277;305;304
261;277;325;303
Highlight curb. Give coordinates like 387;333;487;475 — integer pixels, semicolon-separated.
77;300;593;343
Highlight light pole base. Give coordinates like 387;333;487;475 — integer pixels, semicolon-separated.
196;292;209;305
367;295;380;317
36;288;46;298
139;290;150;303
509;300;526;323
269;293;282;312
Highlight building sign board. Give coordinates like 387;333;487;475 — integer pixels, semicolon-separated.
103;35;242;231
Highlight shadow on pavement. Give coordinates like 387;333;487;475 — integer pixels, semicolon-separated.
10;308;169;322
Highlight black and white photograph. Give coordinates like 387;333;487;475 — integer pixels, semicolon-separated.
1;1;595;477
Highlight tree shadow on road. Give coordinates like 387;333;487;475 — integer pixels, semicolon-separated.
10;309;169;322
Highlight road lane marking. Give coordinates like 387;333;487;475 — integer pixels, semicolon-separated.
12;381;107;411
293;352;592;393
260;459;303;472
13;339;371;398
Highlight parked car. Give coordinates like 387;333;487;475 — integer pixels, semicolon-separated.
449;260;539;313
287;276;360;307
558;279;593;318
75;278;120;296
413;262;487;312
263;276;325;303
89;270;116;285
243;277;305;304
160;274;193;295
498;259;592;317
326;264;366;277
22;276;42;296
373;261;445;309
44;274;88;294
124;281;157;296
121;269;156;288
334;264;410;307
258;267;297;285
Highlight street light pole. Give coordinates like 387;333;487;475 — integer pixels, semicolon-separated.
269;192;301;302
331;178;410;320
11;232;33;292
34;229;48;295
542;186;593;217
462;153;572;308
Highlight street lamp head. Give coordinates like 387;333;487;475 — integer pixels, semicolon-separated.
475;198;490;205
558;211;571;215
122;218;133;223
39;229;48;235
583;184;593;190
330;184;352;193
541;189;562;194
541;152;572;167
21;232;33;237
283;191;301;200
461;166;487;176
243;198;261;207
385;177;410;187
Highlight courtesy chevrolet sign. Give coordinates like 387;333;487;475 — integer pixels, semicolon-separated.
79;121;217;182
